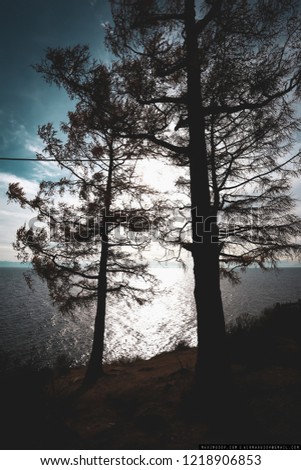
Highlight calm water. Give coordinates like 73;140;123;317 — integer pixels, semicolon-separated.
0;267;300;369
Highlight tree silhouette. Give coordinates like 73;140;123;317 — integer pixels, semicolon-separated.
7;48;157;384
106;0;301;396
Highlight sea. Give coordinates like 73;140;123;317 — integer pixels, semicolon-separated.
0;266;300;370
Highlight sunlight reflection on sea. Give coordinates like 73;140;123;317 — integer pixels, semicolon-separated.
0;266;300;369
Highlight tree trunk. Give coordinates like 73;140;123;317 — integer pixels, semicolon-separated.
185;0;230;397
193;246;229;392
84;147;114;386
84;235;109;385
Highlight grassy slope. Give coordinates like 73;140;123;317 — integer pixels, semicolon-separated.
1;301;301;449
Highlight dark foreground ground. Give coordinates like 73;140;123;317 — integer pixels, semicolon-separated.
1;301;301;449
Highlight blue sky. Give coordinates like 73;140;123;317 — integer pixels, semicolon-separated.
0;0;112;260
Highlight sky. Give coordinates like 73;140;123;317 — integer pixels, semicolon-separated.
0;0;300;264
0;0;113;261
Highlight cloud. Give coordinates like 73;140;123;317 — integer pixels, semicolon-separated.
0;115;42;157
24;140;43;155
32;160;66;180
137;159;185;193
0;169;75;261
5;119;30;150
0;172;39;261
0;112;65;180
11;121;68;180
0;171;39;196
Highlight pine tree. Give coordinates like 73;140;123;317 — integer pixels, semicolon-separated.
106;0;301;398
7;47;157;384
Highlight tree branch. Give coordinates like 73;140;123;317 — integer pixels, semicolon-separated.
138;95;186;105
156;58;187;77
203;71;301;116
150;13;185;22
195;0;223;36
122;132;187;154
222;151;300;191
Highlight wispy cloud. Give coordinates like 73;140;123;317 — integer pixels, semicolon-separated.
0;113;65;180
4;118;31;151
24;140;43;155
32;160;65;180
0;115;43;158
